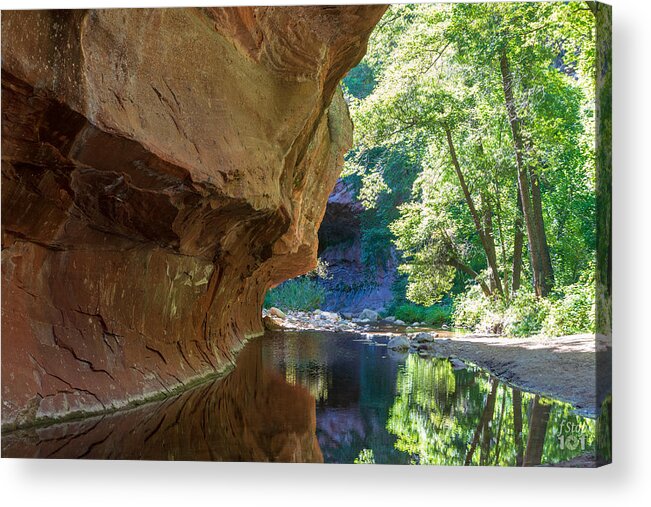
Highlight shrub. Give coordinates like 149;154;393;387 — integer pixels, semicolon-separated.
354;448;375;464
453;279;595;337
385;301;452;326
502;291;549;337
541;280;595;336
264;276;326;312
453;286;548;337
452;285;496;332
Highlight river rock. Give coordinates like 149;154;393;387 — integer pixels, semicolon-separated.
269;307;287;319
411;332;436;343
0;5;387;427
320;311;340;321
263;316;284;330
359;308;379;322
394;319;406;326
449;358;467;370
385;316;396;323
387;336;410;351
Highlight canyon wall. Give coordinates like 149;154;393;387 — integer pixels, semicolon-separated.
318;179;397;313
1;6;386;427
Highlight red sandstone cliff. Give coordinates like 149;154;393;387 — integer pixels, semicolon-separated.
1;6;387;427
318;178;398;313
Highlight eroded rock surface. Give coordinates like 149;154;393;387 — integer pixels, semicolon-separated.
1;6;386;427
317;178;397;313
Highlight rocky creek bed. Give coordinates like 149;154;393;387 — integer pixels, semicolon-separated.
263;307;611;418
3;323;606;465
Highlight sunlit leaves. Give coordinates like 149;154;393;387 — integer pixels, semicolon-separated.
358;170;391;209
342;2;596;323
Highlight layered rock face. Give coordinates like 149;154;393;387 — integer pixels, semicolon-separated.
1;6;386;427
318;179;397;313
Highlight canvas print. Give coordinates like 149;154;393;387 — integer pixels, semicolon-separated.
1;2;611;466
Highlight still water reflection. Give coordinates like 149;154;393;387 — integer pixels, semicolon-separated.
2;330;595;464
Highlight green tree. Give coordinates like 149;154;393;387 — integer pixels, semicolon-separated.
343;2;596;334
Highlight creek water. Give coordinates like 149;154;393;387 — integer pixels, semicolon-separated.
2;330;596;464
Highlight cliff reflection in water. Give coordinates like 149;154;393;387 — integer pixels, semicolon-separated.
3;330;597;464
2;337;323;462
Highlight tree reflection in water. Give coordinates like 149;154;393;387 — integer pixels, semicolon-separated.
387;354;595;466
3;331;599;465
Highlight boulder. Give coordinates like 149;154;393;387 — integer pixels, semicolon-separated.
269;307;287;319
263;316;284;330
321;311;340;321
384;316;396;323
449;357;468;370
411;332;436;343
387;336;410;351
359;308;379;322
394;319;406;326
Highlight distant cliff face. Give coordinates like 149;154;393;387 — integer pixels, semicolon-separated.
1;6;387;427
318;179;397;314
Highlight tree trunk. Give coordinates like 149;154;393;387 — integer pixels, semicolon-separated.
445;127;504;296
499;48;553;297
529;167;554;290
465;379;499;465
512;191;525;293
447;258;492;297
490;175;510;298
481;191;502;294
513;388;524;466
523;395;551;466
493;386;507;465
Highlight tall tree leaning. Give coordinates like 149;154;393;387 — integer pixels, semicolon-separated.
445;127;504;297
499;48;554;297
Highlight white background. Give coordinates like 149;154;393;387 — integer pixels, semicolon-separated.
1;0;649;505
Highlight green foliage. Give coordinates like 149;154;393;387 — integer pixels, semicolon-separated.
453;285;503;333
453;278;595;337
387;354;596;465
542;273;596;336
595;394;612;462
342;62;376;101
385;301;452;326
357;170;390;209
353;448;376;464
341;2;597;334
264;277;326;312
503;291;550;337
